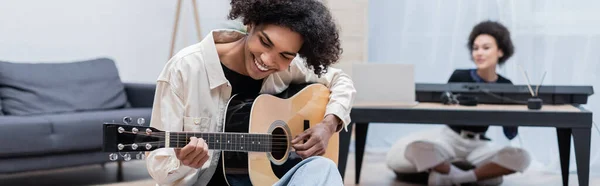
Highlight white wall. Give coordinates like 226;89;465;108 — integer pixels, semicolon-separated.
0;0;231;83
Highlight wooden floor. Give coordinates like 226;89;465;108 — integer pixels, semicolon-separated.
0;152;598;186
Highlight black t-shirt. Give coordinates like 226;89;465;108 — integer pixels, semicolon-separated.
446;69;518;140
206;63;264;186
221;63;264;97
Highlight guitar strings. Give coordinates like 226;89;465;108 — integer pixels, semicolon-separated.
119;131;292;137
127;130;295;136
119;145;291;150
125;141;298;147
159;132;291;137
131;133;292;140
121;141;293;146
118;141;292;149
120;131;294;139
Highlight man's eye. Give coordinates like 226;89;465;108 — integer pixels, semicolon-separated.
260;38;269;46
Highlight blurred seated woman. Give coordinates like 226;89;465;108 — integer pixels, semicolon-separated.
385;20;531;186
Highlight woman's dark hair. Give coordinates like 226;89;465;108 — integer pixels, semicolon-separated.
228;0;341;75
467;20;514;65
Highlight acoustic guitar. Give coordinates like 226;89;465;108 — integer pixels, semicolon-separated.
102;83;339;185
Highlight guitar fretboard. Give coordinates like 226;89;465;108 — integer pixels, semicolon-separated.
167;132;274;152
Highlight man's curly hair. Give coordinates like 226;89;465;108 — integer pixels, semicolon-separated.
467;20;514;65
228;0;342;75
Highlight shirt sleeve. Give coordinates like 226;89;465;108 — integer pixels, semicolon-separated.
145;68;200;185
288;59;356;132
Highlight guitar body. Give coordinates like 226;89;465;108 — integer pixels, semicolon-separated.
221;83;339;186
100;83;339;186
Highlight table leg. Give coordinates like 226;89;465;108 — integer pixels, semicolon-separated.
573;128;591;186
338;122;354;180
556;128;571;186
355;123;369;184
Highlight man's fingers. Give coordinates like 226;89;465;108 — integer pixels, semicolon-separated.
297;144;322;158
195;138;206;154
185;138;206;165
204;140;209;152
192;140;210;168
316;148;326;156
178;137;198;160
291;129;311;144
190;149;206;168
193;152;210;168
292;135;318;151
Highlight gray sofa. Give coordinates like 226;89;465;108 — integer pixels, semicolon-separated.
0;58;155;178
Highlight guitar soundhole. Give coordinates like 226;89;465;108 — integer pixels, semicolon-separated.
270;127;288;160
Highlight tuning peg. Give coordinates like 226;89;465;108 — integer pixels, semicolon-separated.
123;153;131;161
132;127;139;134
146;128;152;135
131;143;138;150
137;118;145;125
146;143;153;150
118;144;124;150
118;127;125;134
109;153;119;161
136;152;145;160
123;116;133;124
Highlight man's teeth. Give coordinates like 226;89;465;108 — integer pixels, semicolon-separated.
255;59;269;72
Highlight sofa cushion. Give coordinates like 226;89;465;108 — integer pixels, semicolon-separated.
43;108;152;153
0;116;54;158
0;108;151;158
0;58;128;116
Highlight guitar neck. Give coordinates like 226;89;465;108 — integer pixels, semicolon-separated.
166;132;274;152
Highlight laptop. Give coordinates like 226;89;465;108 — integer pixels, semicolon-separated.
350;63;418;107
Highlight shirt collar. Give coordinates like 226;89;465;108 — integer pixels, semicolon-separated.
470;69;497;83
200;29;248;89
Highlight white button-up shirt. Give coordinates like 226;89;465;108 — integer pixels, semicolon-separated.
146;29;356;186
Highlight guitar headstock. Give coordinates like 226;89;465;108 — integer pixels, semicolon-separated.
103;116;163;162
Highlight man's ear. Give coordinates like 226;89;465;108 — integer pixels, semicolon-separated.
246;23;256;33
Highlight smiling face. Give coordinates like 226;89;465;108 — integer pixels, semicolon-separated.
471;34;504;71
243;24;304;80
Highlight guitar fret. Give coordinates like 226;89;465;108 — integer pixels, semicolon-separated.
241;134;245;151
208;133;212;149
251;134;254;152
167;132;276;152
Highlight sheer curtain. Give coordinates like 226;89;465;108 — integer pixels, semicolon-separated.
366;0;600;175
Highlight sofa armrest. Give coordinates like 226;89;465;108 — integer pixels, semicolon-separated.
124;83;156;108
